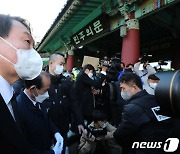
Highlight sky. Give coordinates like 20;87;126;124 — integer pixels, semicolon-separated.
0;0;67;43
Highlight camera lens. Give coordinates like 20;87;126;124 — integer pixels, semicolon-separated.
155;70;180;118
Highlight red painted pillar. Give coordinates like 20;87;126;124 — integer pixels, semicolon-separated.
121;12;140;66
66;50;74;71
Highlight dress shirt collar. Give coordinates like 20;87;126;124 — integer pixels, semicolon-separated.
0;76;14;105
23;89;37;106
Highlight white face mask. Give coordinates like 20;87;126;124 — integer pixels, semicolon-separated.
88;72;93;79
121;91;131;101
0;37;43;80
54;65;63;75
149;83;157;89
35;91;49;103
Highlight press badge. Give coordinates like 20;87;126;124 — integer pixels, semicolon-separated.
151;106;171;121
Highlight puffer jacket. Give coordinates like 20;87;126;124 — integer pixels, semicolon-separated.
78;122;121;154
113;90;162;153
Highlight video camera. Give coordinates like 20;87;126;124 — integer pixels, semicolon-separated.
155;70;180;118
140;56;149;64
86;125;107;137
85;109;108;137
99;59;111;67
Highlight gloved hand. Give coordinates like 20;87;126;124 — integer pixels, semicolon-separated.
54;132;63;153
52;141;63;154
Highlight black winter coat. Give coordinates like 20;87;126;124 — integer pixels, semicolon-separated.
47;74;83;136
74;71;106;118
113;90;178;154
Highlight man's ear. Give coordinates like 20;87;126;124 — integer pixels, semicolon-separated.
133;85;138;90
30;86;38;96
29;86;36;91
49;61;53;66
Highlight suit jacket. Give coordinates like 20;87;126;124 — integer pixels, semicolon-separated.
16;91;59;152
0;94;30;154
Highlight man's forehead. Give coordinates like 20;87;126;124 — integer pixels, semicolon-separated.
55;55;65;62
12;20;34;44
12;20;31;34
42;76;50;87
120;82;128;87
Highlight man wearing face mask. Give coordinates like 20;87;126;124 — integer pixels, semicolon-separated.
134;57;156;90
74;64;107;124
145;74;160;95
0;14;43;153
16;71;63;154
112;73;161;154
45;52;84;154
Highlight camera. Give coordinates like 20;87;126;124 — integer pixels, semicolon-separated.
155;70;180;118
158;60;168;66
99;59;111;67
140;57;149;64
86;126;107;137
85;109;108;137
105;57;122;82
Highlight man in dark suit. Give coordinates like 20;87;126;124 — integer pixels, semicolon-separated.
17;71;63;154
74;64;107;123
0;14;43;153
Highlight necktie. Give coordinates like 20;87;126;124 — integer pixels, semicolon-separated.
11;94;23;133
10;94;18;120
35;102;41;110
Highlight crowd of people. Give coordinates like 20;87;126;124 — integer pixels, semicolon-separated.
0;13;179;154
